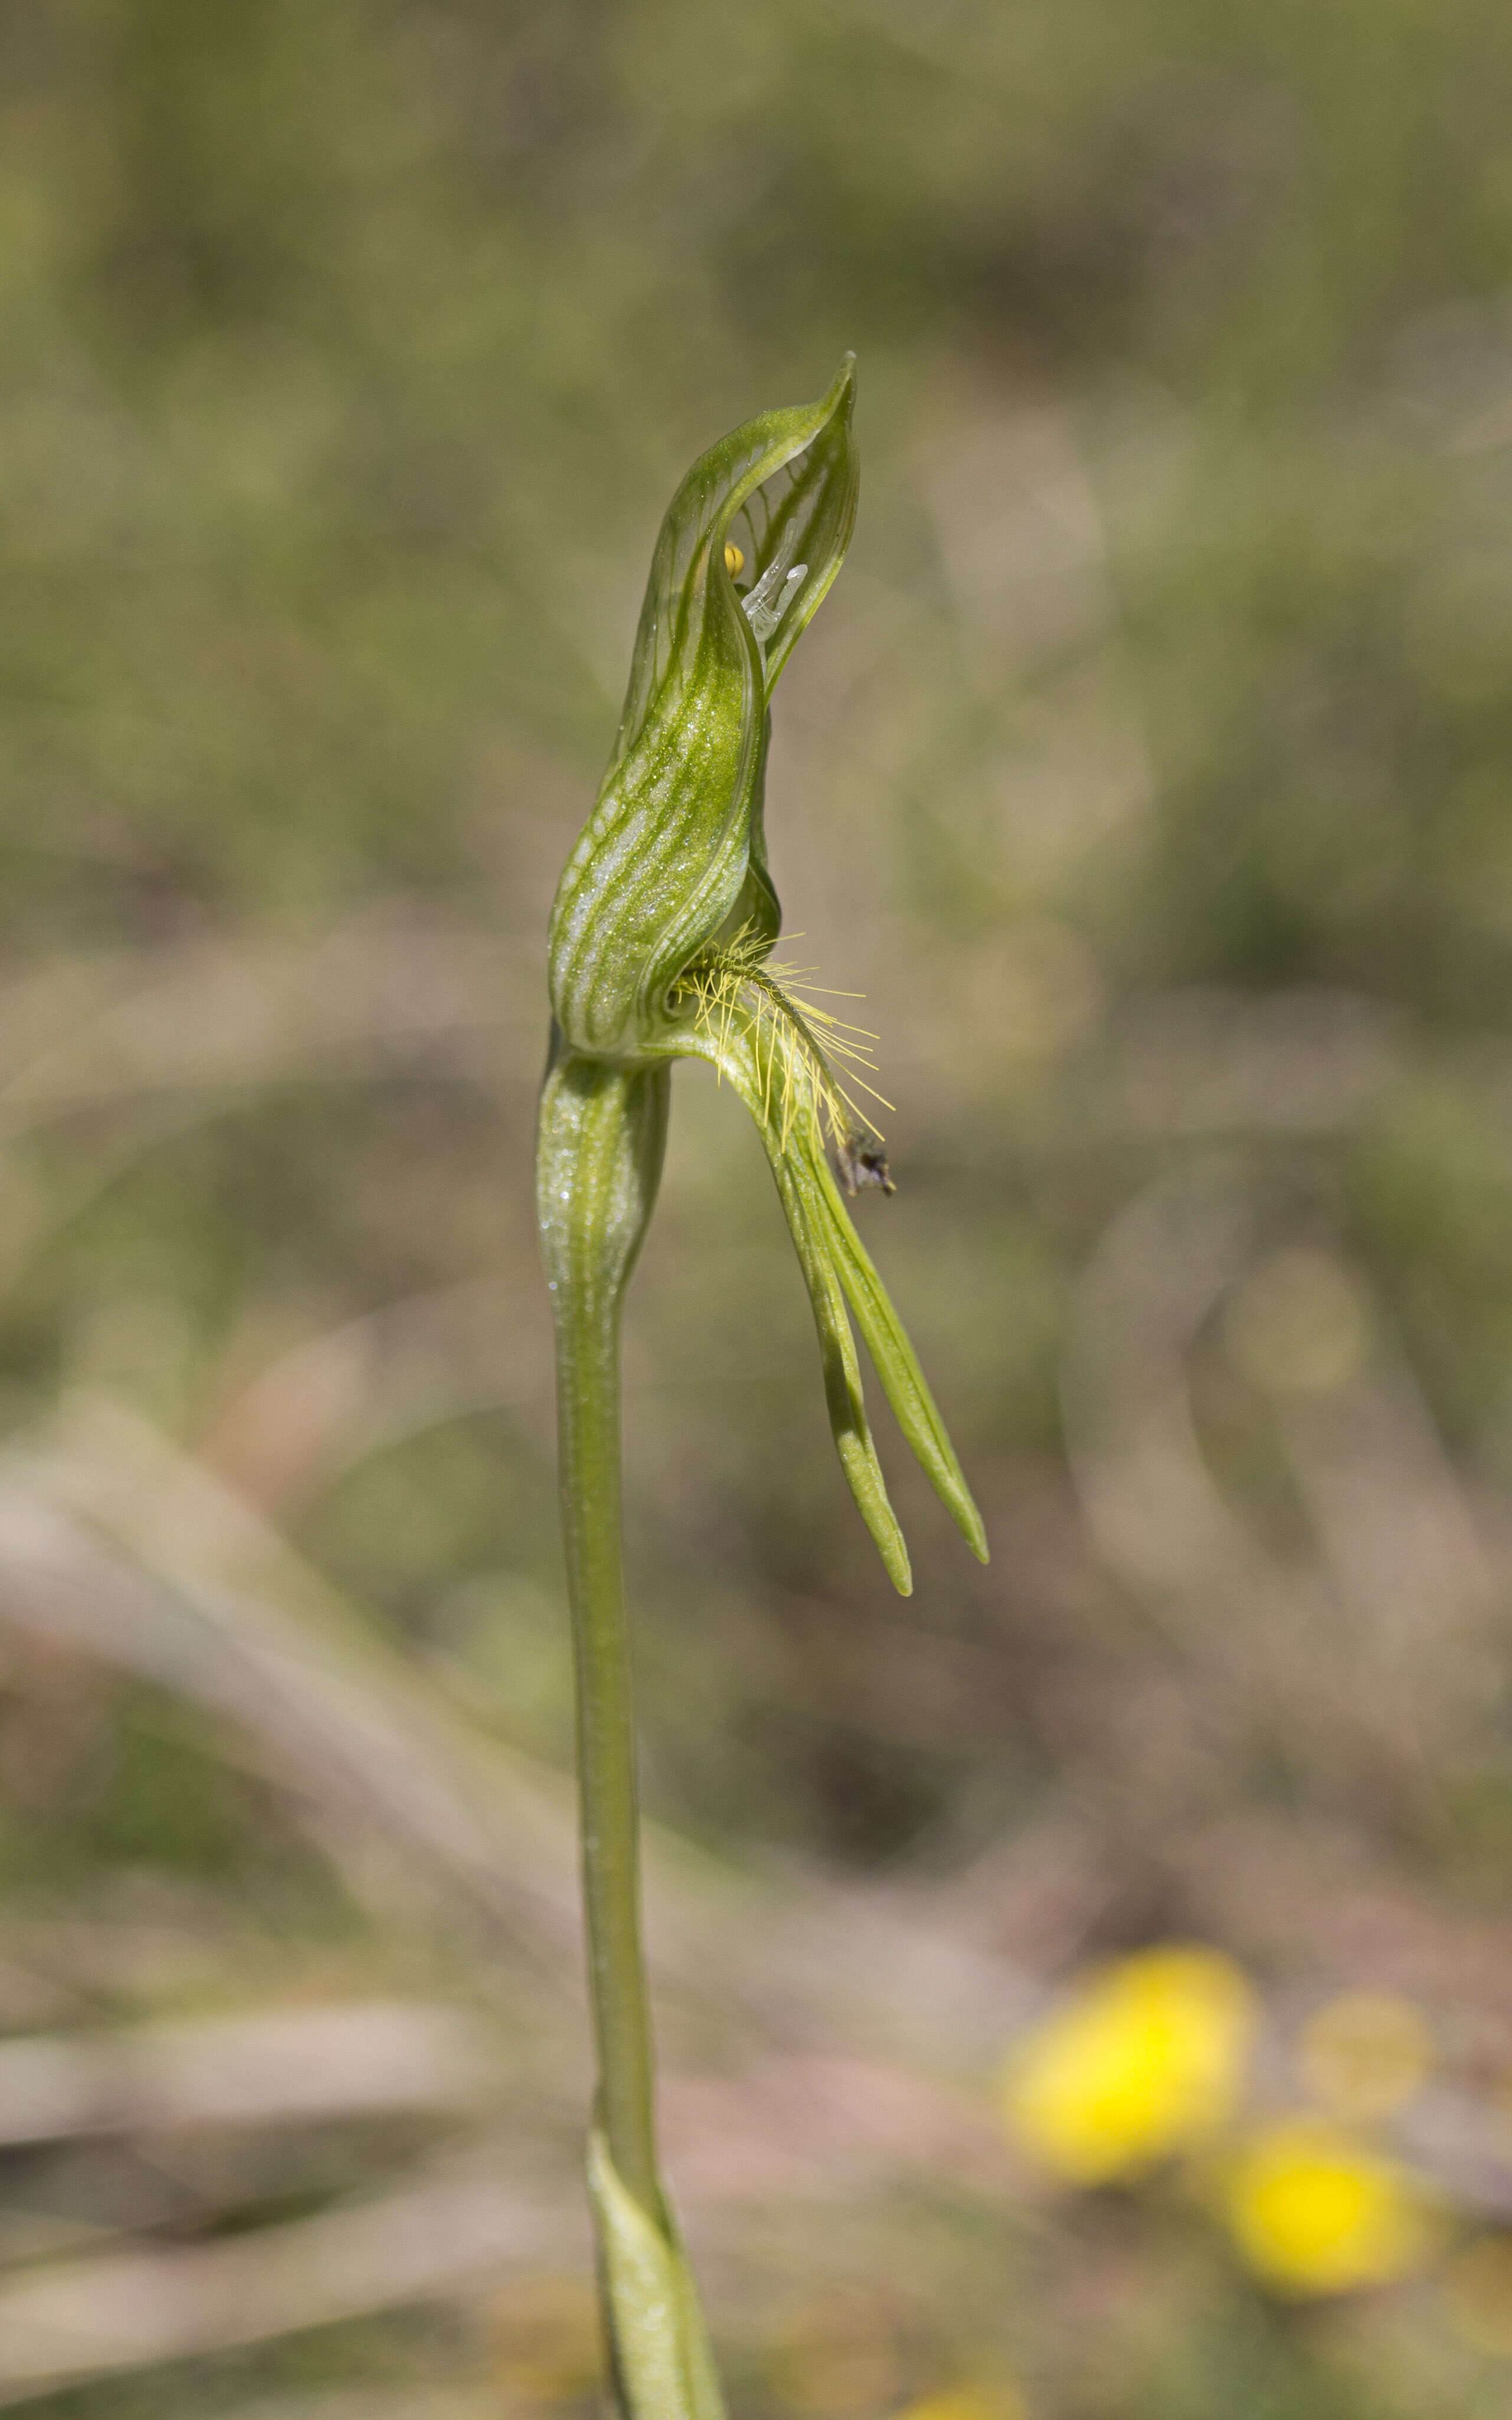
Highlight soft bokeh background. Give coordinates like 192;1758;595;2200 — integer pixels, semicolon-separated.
2;1;1512;2412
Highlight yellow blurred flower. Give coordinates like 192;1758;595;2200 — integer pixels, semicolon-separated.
1002;1946;1255;2184
1298;1990;1432;2121
894;2392;1027;2420
1221;2119;1432;2295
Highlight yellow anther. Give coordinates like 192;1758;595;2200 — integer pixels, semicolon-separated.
724;540;744;576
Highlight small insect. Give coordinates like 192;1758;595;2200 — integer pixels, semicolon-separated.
836;1132;895;1197
724;541;745;577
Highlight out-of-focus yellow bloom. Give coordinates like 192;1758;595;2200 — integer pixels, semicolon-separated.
1299;1990;1432;2121
1443;2233;1512;2356
1221;2119;1431;2295
1002;1946;1255;2184
894;2390;1027;2420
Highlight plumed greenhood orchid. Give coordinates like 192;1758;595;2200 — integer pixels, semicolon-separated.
543;356;986;1590
536;361;986;2420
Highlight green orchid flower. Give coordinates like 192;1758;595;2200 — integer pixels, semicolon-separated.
536;357;986;2420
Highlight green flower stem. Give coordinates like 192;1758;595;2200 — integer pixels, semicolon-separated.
538;1042;670;2215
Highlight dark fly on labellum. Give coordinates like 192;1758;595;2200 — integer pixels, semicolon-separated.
836;1132;895;1197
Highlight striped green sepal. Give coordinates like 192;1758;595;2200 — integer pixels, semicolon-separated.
548;360;857;1063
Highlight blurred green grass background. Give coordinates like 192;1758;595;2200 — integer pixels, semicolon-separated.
1;1;1512;2413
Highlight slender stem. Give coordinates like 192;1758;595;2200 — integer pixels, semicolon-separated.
556;1263;657;2206
538;1047;669;2216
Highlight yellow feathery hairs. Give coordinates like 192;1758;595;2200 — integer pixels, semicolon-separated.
673;922;895;1178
